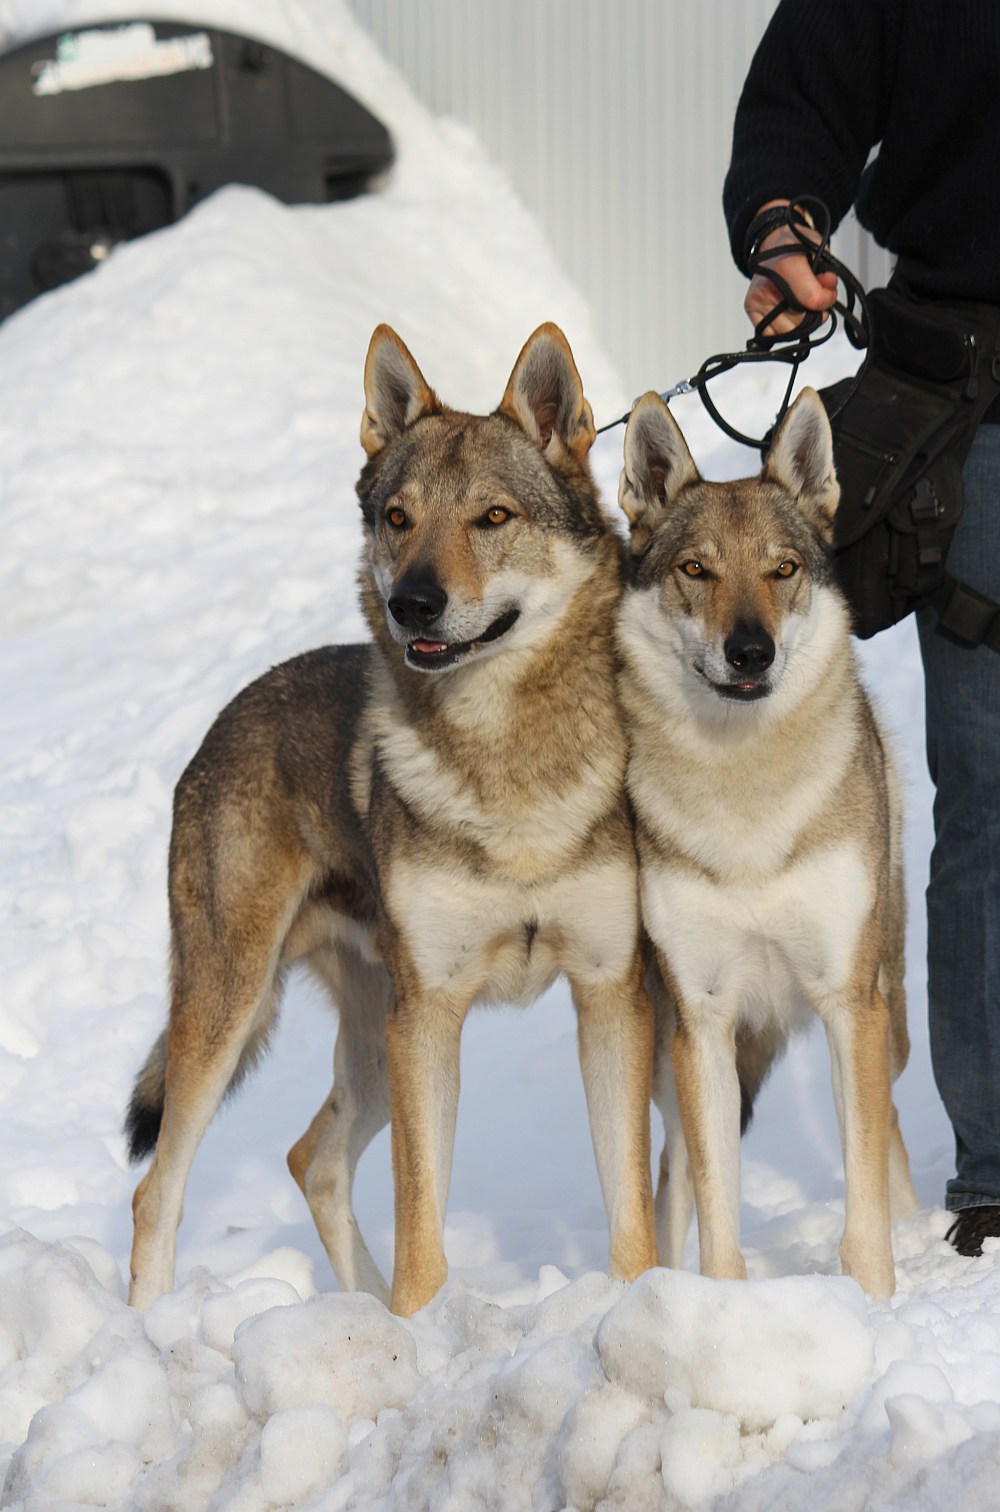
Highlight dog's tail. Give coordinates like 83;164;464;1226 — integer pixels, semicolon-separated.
125;1031;169;1162
736;1022;788;1135
124;1014;278;1164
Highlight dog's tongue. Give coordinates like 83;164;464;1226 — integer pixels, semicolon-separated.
412;639;448;654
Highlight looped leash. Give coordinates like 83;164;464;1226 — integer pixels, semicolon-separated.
597;197;872;451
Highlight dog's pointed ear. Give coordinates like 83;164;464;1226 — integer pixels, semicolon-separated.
763;387;840;538
618;392;700;552
361;325;441;458
498;324;596;467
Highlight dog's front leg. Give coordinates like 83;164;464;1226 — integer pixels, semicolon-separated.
669;990;747;1282
572;962;658;1282
385;989;465;1317
821;987;895;1298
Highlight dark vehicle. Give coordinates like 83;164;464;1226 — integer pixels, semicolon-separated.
0;18;394;319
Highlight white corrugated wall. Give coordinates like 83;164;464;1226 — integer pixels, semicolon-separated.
344;0;890;395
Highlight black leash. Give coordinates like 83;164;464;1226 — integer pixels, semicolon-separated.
597;198;872;452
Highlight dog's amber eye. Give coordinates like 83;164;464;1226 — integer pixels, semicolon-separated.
483;506;511;526
679;560;704;578
775;560;799;578
386;507;407;529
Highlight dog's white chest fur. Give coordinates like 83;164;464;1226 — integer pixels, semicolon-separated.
643;843;871;1028
387;853;639;1006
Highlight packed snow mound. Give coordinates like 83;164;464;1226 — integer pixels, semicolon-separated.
5;1236;1000;1510
596;1270;875;1431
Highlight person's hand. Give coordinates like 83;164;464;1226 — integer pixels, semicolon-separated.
745;200;839;336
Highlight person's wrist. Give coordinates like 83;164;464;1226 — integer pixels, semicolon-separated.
743;200;816;268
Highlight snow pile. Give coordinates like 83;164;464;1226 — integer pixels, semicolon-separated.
2;0;1000;1508
0;1234;884;1510
5;1232;1000;1509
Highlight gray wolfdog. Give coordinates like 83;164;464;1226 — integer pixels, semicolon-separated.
616;387;918;1298
126;323;658;1317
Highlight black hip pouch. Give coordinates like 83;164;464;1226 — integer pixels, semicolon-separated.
820;280;1000;649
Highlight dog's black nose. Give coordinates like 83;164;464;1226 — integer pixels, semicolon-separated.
724;622;775;674
388;577;448;631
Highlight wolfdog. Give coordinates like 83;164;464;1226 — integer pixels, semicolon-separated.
616;387;918;1298
125;323;658;1317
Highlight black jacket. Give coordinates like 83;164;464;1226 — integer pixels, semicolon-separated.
724;0;1000;303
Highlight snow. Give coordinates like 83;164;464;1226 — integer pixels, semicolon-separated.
1;1;998;1508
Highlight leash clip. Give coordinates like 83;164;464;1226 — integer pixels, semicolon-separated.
657;379;695;403
596;376;697;437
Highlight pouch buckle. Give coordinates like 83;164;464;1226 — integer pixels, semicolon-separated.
909;477;943;525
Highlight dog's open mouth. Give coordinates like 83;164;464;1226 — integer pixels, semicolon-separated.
405;607;520;671
715;679;771;702
695;663;772;702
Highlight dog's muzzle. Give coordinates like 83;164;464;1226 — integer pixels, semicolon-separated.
388;578;448;634
714;622;775;701
386;573;521;671
397;605;522;672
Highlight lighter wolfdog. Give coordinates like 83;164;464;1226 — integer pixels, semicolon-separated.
617;387;918;1299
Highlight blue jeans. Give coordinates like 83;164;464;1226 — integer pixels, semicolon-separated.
917;422;1000;1212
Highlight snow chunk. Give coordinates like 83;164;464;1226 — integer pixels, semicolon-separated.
68;1352;175;1462
436;1284;522;1356
258;1404;348;1502
0;1230;122;1364
132;1381;250;1512
601;1423;665;1512
660;1406;742;1506
143;1269;225;1351
0;1230;128;1444
554;1377;649;1510
869;1353;951;1404
225;1247;317;1301
25;1439;141;1505
596;1268;874;1430
494;1332;597;1439
201;1276;303;1356
62;1236;125;1300
232;1293;420;1423
520;1268;623;1340
3;1402;107;1504
886;1392;974;1468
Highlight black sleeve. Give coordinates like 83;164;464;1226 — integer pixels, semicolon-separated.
723;0;900;271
